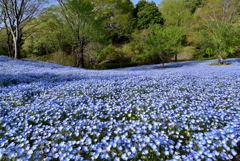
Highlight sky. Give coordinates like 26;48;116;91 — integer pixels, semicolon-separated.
131;0;161;6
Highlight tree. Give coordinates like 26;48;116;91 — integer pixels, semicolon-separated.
89;0;135;68
193;0;240;64
159;0;191;27
93;0;134;46
22;6;70;56
159;0;192;61
134;0;164;30
0;0;47;59
185;0;204;13
57;0;104;68
128;29;152;65
104;0;134;46
146;25;184;65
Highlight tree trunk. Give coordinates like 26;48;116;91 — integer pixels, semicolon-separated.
13;24;21;59
13;36;21;59
75;36;85;68
6;29;13;58
217;54;223;65
3;15;13;58
174;54;178;62
80;37;85;68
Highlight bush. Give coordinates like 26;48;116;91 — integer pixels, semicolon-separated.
97;45;131;69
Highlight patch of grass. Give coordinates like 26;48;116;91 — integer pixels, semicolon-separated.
172;46;195;61
30;52;75;66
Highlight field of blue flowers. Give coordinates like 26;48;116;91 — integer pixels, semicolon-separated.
0;56;240;161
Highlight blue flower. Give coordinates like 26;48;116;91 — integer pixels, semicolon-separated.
1;56;240;160
142;149;149;155
121;153;128;160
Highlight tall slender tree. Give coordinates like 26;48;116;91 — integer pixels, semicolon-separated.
159;0;191;61
57;0;102;68
0;0;47;59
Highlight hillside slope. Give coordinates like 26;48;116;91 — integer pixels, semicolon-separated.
0;56;240;160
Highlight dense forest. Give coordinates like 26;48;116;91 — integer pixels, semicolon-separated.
0;0;240;69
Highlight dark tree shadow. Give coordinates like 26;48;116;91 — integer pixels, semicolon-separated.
153;61;203;69
1;57;240;87
121;60;205;71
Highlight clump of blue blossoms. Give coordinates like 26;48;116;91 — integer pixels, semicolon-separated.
0;56;240;160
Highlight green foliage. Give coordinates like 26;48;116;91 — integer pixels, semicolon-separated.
0;29;8;56
126;25;185;66
134;0;164;30
206;25;240;58
97;44;130;68
129;29;152;65
159;0;192;27
58;0;106;67
2;0;240;68
146;25;184;64
177;46;195;61
185;0;204;13
99;0;134;46
22;6;69;56
192;0;240;60
159;0;192;62
60;0;96;42
30;52;75;66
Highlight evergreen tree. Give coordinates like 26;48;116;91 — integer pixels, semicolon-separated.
134;0;164;30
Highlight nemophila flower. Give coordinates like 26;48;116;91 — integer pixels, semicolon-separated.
96;147;102;153
114;157;120;161
142;149;149;155
117;145;123;151
121;153;128;160
85;138;92;145
130;146;137;153
1;56;240;160
230;149;237;156
8;151;17;159
164;150;170;156
92;152;99;160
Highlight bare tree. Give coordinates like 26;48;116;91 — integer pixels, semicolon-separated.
0;0;48;59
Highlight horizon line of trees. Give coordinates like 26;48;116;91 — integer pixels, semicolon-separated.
1;0;240;69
